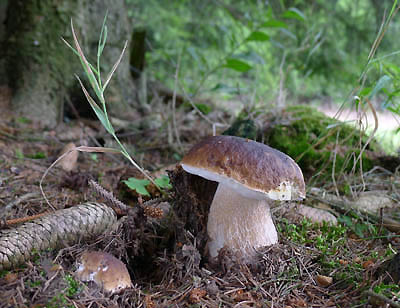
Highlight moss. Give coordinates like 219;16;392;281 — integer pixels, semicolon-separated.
265;106;381;179
224;105;381;181
223;118;257;140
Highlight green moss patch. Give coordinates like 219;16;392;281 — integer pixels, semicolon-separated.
225;105;382;181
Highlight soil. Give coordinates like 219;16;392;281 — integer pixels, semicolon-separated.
1;87;400;307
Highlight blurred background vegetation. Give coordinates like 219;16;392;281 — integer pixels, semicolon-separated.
126;0;400;120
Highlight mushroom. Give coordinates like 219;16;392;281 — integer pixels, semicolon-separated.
75;251;132;294
180;135;305;258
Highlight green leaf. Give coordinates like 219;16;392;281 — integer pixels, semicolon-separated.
223;58;252;72
76;76;115;135
98;12;108;60
26;152;46;159
261;20;288;28
123;177;150;196
279;28;297;40
194;103;212;115
282;8;306;21
359;87;372;97
246;31;270;42
338;215;352;227
154;175;172;189
70;20;103;101
354;223;367;238
15;149;24;159
369;75;392;98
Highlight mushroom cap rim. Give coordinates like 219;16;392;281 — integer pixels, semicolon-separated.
181;163;303;201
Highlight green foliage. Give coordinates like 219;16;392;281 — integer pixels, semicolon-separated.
338;215;381;239
26;279;42;288
373;283;400;300
124;178;151;196
16;117;31;124
64;274;81;297
15;149;24;159
277;217;387;290
45;275;81;307
64;15;162;192
154;175;173;190
278;218;347;256
126;0;311;101
26;151;47;159
124;175;172;196
262;105;379;178
126;0;400;105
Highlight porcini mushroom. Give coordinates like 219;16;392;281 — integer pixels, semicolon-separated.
76;251;132;294
180;135;305;258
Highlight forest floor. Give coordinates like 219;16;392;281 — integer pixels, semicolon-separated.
1;86;400;307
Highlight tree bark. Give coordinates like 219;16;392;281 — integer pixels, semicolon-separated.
0;0;137;127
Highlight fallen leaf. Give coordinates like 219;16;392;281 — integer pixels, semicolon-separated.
315;274;333;287
58;142;78;172
362;260;374;269
4;272;18;283
188;288;207;303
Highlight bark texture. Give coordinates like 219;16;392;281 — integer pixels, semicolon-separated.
1;0;136;127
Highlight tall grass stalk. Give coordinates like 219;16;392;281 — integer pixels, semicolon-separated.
62;15;159;190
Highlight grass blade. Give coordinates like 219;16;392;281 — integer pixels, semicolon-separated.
76;75;114;135
61;37;99;75
103;40;128;91
71;20;103;101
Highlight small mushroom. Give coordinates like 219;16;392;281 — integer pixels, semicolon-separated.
180;135;305;258
76;251;132;294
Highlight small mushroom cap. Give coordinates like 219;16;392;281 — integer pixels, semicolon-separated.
181;135;305;201
76;251;131;294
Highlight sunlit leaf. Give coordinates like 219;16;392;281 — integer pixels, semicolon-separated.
223;58;252;72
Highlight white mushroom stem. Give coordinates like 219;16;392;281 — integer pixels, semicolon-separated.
207;183;278;258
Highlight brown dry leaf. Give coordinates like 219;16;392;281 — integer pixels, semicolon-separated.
339;259;349;266
144;295;156;308
362;260;374;269
188;288;207;303
50;264;63;272
315;274;333;287
58;143;78;172
233;289;252;302
4;272;18;284
287;297;307;307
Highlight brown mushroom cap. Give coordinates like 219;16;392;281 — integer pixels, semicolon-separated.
181;135;305;201
76;251;131;294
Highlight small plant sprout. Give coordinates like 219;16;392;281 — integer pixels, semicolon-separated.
62;14;161;192
124;174;172;196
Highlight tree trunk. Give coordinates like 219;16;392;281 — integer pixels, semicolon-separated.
0;0;137;127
